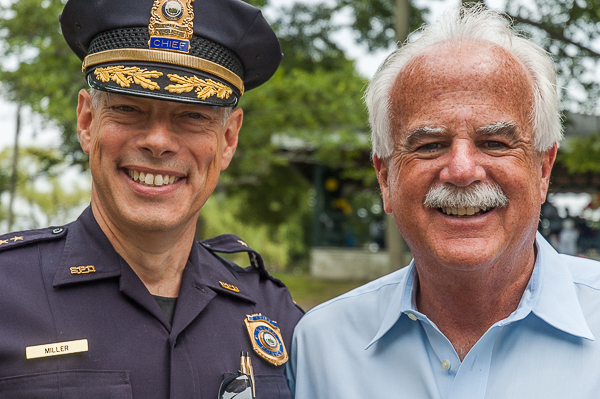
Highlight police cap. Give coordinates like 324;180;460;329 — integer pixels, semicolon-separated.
60;0;282;107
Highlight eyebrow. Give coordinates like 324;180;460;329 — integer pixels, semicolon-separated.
476;122;518;140
403;126;447;147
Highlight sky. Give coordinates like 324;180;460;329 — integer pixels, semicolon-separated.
0;0;595;223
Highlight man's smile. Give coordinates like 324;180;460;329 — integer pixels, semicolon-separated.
439;205;492;217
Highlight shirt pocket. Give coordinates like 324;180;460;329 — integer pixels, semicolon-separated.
255;374;292;399
0;370;132;399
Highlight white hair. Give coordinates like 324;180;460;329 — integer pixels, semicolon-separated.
365;4;562;159
89;88;232;125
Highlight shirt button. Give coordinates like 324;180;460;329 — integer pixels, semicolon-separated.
442;360;451;370
407;313;418;321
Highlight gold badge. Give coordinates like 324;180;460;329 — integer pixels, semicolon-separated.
26;339;88;360
219;281;240;292
148;0;195;53
245;314;288;366
70;265;96;275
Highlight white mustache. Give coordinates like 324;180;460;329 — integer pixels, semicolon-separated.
423;183;509;209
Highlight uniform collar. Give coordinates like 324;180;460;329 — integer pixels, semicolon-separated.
366;232;594;349
53;206;257;305
54;206;122;287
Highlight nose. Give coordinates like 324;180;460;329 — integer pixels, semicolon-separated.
439;139;486;187
136;120;179;158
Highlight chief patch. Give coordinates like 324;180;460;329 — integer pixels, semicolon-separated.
244;314;288;366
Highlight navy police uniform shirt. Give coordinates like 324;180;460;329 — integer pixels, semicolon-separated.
0;207;303;398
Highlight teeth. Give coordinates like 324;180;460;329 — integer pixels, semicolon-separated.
441;206;491;216
127;169;180;187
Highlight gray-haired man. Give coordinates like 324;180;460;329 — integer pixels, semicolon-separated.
288;6;600;399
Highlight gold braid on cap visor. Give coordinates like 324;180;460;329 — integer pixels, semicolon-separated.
83;49;245;95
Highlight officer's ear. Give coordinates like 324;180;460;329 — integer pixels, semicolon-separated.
219;107;243;171
77;89;94;154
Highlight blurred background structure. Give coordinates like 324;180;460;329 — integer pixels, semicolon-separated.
0;0;598;309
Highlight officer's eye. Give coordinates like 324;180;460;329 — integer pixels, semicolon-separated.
114;105;136;113
186;112;205;120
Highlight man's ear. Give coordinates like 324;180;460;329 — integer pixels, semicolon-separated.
220;107;243;171
77;89;94;154
373;154;392;214
539;143;557;204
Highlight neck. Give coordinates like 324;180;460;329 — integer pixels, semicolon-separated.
415;246;536;361
91;202;196;297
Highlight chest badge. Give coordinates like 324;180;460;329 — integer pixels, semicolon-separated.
244;314;288;366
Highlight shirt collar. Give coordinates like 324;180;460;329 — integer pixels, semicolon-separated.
365;261;417;349
366;232;594;349
530;231;594;340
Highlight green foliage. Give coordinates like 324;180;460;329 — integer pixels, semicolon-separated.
557;135;600;173
0;0;86;168
0;146;90;232
335;0;428;51
505;0;600;114
200;193;309;271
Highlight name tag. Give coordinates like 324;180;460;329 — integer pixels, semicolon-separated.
26;339;88;359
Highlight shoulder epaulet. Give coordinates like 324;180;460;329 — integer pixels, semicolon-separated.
0;226;68;252
199;234;281;284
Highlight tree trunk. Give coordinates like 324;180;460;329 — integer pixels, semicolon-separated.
7;103;22;232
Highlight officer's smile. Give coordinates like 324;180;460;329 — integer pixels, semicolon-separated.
126;168;182;187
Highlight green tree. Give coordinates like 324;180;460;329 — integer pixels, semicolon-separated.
0;146;90;233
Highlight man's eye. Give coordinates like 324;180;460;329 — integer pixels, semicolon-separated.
484;141;507;149
418;142;443;152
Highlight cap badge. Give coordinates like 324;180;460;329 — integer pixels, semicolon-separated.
95;66;163;90
244;314;288;366
148;0;195;54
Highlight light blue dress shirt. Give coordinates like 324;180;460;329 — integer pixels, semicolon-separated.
288;233;600;398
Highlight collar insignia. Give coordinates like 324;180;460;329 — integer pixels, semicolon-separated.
219;281;240;293
70;265;96;275
148;0;195;53
245;314;288;366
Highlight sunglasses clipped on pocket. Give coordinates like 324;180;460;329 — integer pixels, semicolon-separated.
218;352;256;399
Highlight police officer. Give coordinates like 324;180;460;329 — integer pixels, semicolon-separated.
0;0;302;397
